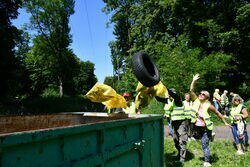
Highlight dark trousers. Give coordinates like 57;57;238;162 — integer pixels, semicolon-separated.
193;125;212;163
172;120;188;161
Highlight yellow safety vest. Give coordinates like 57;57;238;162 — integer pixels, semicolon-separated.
164;99;173;117
230;104;243;124
213;92;220;101
164;99;185;121
191;98;213;130
220;94;229;105
183;100;192;120
171;106;185;121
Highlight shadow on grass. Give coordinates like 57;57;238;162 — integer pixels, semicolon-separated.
199;153;219;163
165;150;194;167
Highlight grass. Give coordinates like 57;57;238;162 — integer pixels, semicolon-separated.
164;138;250;167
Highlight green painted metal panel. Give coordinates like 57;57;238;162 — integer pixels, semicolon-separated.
0;113;164;167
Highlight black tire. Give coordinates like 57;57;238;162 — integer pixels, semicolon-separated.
132;52;160;87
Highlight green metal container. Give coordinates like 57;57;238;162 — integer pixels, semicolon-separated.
0;113;164;167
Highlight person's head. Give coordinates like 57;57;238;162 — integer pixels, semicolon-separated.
215;89;219;93
184;93;190;101
122;92;130;102
232;96;242;105
230;92;234;96
223;90;228;94
198;90;210;101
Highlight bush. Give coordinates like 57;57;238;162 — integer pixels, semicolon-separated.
41;88;60;98
245;100;250;111
141;98;165;115
0;96;104;115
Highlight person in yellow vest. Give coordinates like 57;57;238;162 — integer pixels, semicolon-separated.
213;89;221;111
159;95;174;137
156;88;187;163
190;74;231;167
115;92;140;114
220;90;229;118
183;93;194;140
229;96;249;155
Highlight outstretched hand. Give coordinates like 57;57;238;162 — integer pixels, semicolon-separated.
193;74;200;81
225;122;232;128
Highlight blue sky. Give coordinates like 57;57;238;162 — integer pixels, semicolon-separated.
12;0;115;83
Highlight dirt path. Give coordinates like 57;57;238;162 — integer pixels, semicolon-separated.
164;125;250;140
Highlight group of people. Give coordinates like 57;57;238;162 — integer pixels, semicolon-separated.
109;74;248;167
157;74;248;167
213;89;244;118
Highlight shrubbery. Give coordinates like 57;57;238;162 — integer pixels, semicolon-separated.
0;96;104;115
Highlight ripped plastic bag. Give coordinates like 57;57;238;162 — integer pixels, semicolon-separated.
85;82;127;109
237;119;245;139
135;81;168;109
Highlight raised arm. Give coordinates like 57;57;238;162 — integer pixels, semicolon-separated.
190;74;200;92
189;74;199;101
209;104;231;128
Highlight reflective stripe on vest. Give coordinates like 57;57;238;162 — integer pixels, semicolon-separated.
230;104;243;124
191;98;213;130
124;102;136;114
164;99;174;117
171;106;185;121
220;94;229;105
164;99;185;120
183;100;192;119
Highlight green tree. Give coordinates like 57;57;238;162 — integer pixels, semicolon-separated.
104;76;117;88
0;0;24;100
103;0;249;99
23;0;75;97
157;38;231;95
14;29;32;98
74;61;97;95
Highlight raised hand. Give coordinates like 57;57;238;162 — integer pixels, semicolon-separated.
193;74;200;81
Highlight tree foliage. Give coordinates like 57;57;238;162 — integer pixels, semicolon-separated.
21;0;97;97
103;0;250;99
74;61;97;95
23;0;75;97
0;0;24;100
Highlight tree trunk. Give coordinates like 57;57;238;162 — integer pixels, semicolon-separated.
58;76;63;97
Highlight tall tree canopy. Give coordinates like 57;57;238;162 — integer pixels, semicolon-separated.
23;0;75;97
0;0;23;100
22;0;98;97
103;0;250;98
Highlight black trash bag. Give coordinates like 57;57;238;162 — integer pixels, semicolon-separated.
132;52;160;87
168;88;182;107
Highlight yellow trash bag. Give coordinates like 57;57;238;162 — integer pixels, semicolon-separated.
135;81;168;109
85;82;127;109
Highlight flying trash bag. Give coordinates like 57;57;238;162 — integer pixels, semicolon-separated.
135;81;169;109
85;82;127;109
